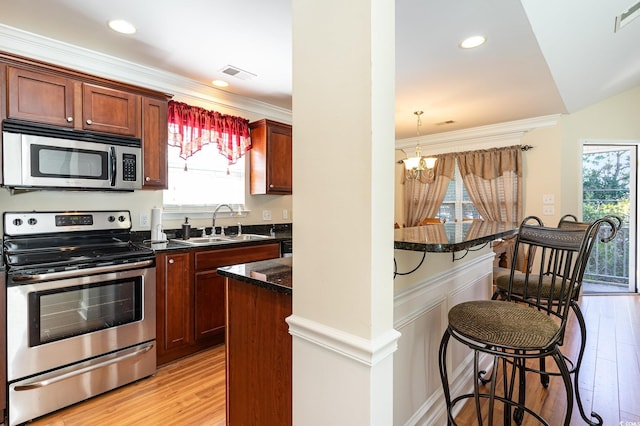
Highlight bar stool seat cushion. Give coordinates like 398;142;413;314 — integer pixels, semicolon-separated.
449;300;559;349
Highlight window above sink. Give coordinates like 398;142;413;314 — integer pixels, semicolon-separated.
163;144;246;215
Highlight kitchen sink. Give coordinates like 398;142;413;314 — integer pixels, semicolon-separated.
171;236;234;246
171;234;273;246
225;234;273;241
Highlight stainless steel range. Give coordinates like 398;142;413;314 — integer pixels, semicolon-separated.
3;210;156;426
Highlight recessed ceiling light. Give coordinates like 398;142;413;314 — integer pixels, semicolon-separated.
460;35;486;49
212;80;229;88
108;19;137;35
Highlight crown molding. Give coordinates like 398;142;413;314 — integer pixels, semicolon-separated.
0;24;292;123
396;114;562;152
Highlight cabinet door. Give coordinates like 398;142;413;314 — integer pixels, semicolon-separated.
193;243;281;345
156;252;193;356
250;120;292;195
7;66;75;127
142;97;168;189
82;83;141;137
266;123;292;194
194;270;225;343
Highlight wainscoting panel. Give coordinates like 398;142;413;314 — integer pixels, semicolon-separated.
393;251;493;425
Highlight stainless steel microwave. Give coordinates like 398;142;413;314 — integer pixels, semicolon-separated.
1;120;142;191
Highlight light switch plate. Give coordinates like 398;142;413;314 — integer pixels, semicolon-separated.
542;194;555;204
262;210;272;221
282;209;289;220
543;205;555;216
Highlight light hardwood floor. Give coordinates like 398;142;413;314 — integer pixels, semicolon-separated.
26;294;640;425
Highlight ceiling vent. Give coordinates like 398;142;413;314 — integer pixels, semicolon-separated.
220;65;257;80
615;1;640;32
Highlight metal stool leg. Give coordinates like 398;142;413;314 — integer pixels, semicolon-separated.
438;328;455;426
474;351;487;426
571;301;603;425
551;347;574;426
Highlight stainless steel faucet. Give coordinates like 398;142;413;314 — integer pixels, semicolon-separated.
212;204;234;234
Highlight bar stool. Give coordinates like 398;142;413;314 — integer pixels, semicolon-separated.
439;216;614;425
491;214;620;425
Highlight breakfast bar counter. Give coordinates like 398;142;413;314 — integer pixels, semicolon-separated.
392;221;518;424
394;220;518;252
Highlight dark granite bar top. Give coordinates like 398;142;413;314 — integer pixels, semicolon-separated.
394;221;518;252
217;256;292;295
216;221;517;292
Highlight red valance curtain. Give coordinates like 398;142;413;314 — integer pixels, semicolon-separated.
167;100;252;165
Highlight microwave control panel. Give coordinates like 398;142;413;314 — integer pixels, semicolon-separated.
122;153;137;181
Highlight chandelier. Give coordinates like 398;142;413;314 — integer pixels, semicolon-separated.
403;111;436;180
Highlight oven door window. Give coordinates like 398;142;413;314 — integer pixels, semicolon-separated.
31;143;108;179
28;278;143;347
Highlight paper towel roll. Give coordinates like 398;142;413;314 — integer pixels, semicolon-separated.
150;207;162;241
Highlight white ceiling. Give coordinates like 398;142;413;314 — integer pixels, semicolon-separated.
1;0;639;140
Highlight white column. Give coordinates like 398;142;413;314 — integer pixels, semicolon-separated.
290;0;398;424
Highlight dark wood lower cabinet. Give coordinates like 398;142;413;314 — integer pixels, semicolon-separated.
156;243;281;366
226;278;292;426
156;251;195;365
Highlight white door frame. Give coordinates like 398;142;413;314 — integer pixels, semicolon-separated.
580;139;637;293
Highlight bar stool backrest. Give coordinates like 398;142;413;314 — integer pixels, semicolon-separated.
506;216;618;335
553;214;621;290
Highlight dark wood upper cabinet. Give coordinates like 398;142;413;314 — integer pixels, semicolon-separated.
7;66;75;127
142;96;168;189
82;83;140;137
7;66;142;137
250;119;292;195
2;54;171;189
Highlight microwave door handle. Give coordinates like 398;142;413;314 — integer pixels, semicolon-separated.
109;146;117;186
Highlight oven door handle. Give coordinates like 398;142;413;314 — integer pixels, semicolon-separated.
13;342;155;391
11;259;155;283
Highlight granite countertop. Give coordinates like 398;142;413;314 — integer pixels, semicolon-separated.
134;224;292;253
217;256;292;295
394;221;518;252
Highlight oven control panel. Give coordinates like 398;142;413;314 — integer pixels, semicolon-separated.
4;211;132;236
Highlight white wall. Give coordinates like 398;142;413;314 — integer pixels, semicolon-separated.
0;25;293;233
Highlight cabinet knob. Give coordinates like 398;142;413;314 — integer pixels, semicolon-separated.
269;184;274;188
66;116;73;123
145;177;151;182
168;259;175;264
86;119;93;125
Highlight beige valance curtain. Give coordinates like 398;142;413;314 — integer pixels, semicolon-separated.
456;145;523;222
402;145;524;226
403;153;456;227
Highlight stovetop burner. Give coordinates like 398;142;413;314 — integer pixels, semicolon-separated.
3;210;154;274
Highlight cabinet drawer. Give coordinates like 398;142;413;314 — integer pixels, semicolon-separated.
195;243;280;271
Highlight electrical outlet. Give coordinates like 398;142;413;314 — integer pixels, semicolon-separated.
282;209;289;220
262;210;272;221
542;194;554;204
543;205;555;216
139;212;150;227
